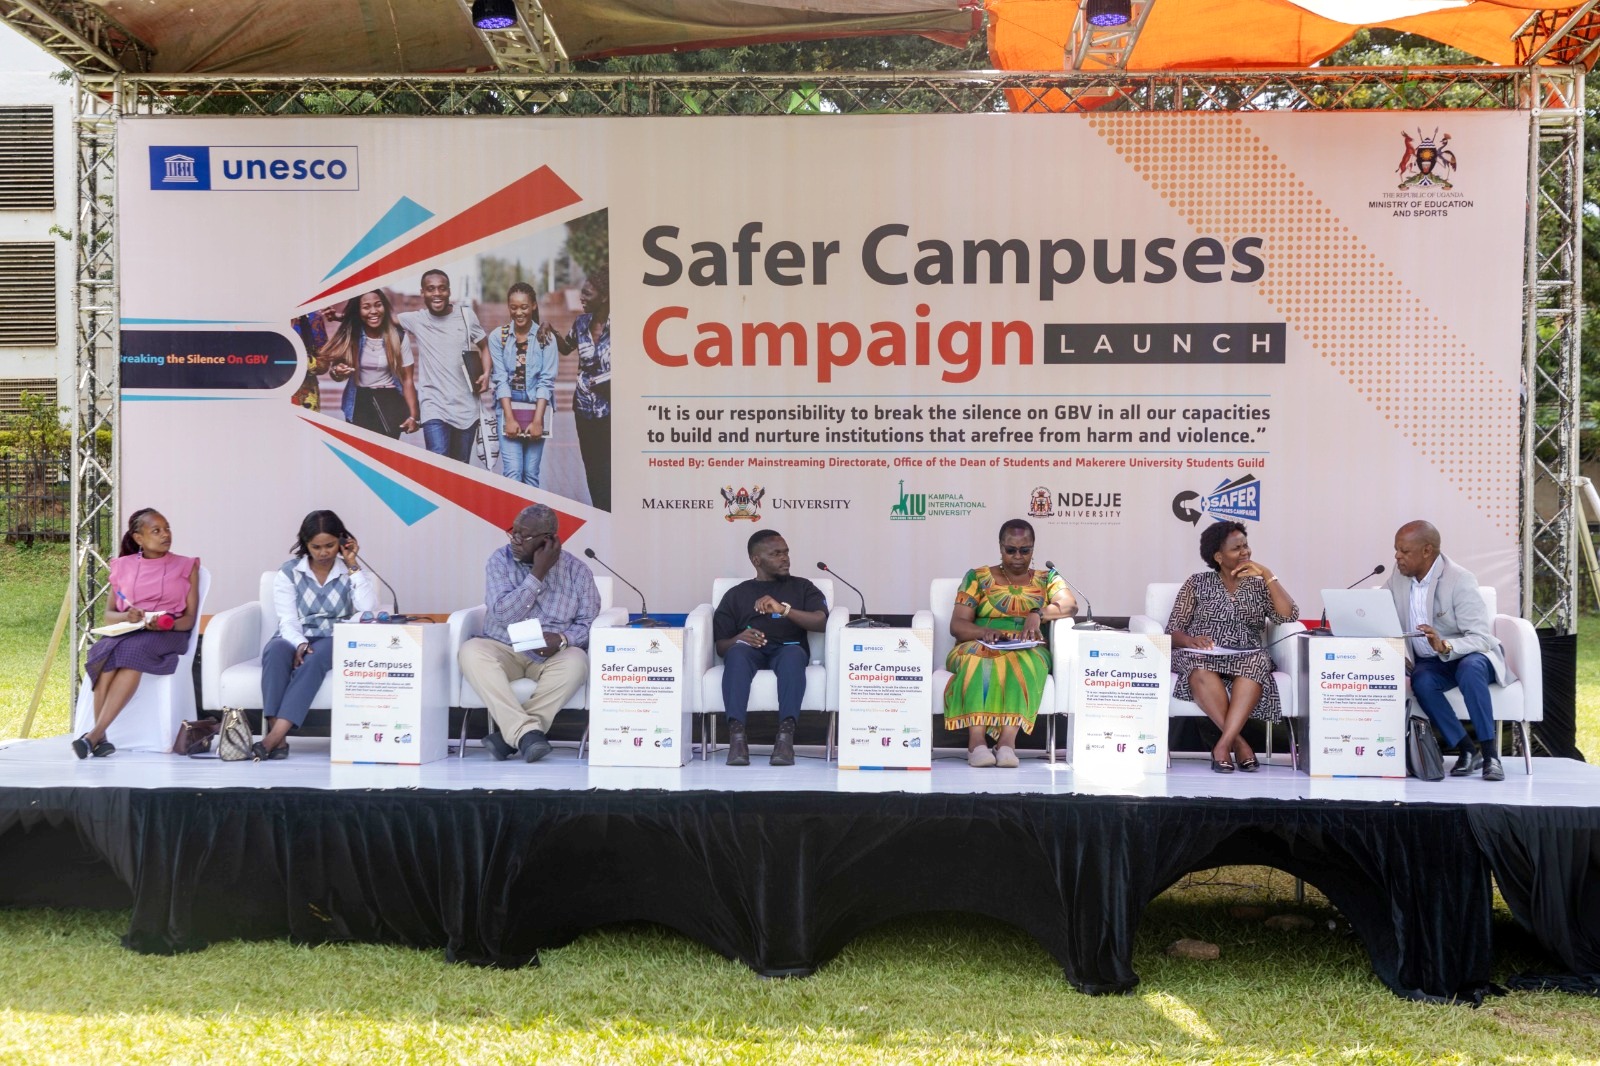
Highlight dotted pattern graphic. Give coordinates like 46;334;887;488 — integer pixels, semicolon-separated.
1086;112;1518;534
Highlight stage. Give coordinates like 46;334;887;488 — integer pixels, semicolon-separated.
2;737;1597;1001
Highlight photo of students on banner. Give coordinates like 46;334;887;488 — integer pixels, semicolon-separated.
284;209;610;511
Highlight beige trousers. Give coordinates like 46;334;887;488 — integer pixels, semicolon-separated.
457;637;588;745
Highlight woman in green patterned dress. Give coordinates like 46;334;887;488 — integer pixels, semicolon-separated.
944;518;1076;768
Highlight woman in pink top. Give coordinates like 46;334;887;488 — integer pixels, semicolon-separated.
75;508;200;758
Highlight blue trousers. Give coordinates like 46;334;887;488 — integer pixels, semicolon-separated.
721;642;807;724
500;433;546;486
1411;652;1496;752
422;418;478;463
261;636;333;728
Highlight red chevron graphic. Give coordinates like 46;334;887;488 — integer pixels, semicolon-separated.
303;166;582;307
305;417;587;540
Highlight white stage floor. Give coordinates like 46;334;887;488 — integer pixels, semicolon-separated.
2;735;1594;806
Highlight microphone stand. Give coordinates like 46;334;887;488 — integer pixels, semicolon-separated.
817;563;889;628
355;552;406;622
1044;562;1109;631
584;548;667;627
1317;564;1386;633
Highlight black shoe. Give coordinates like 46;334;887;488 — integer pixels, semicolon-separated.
250;741;271;762
71;734;91;759
91;737;115;758
770;718;797;766
726;721;750;766
267;741;289;761
1450;747;1483;777
483;727;514;761
518;729;552;763
1482;755;1505;782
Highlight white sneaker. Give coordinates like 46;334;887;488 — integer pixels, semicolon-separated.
995;745;1020;768
968;745;997;768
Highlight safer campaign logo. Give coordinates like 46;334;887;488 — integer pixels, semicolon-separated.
1170;474;1261;526
149;145;360;191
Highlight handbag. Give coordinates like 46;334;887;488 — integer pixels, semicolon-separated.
218;706;254;762
170;717;221;756
1405;712;1446;781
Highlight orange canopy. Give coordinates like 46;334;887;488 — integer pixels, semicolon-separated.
988;0;1564;74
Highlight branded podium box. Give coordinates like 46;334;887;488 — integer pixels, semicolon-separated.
1070;630;1171;779
838;626;934;770
588;627;691;767
1297;636;1407;777
331;622;451;764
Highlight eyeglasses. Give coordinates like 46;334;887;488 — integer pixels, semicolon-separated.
1001;545;1034;556
507;528;553;546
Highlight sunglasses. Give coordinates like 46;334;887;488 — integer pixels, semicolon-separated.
1001;545;1034;556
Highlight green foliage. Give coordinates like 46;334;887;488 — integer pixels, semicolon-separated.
563;208;609;281
2;392;69;461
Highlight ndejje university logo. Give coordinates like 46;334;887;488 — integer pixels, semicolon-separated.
150;145;360;191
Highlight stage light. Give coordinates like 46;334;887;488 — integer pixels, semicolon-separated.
472;0;517;30
1085;0;1131;27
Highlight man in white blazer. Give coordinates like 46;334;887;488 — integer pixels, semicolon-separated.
1386;520;1508;781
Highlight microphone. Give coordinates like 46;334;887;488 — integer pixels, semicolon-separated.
1044;561;1108;630
354;552;406;622
1317;563;1386;632
584;548;665;628
817;562;889;628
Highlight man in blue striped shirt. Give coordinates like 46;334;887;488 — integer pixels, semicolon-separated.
458;503;600;762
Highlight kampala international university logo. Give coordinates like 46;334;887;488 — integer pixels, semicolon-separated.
721;485;764;522
1397;127;1458;190
1171;474;1262;526
889;479;927;520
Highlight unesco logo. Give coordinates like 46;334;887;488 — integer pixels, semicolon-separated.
150;145;360;191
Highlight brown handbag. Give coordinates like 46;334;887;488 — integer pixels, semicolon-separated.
171;717;221;756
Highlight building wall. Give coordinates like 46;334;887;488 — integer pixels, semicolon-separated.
0;25;74;417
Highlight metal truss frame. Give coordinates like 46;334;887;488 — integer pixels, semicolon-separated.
64;66;1584;681
456;0;570;73
0;0;151;74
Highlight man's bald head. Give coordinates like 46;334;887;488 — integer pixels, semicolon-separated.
1393;520;1441;579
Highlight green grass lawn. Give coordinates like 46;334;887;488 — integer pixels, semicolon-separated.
2;545;1598;1064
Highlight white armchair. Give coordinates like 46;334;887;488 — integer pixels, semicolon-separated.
445;574;626;757
683;577;847;759
74;566;211;752
1128;581;1303;764
1433;587;1543;774
200;570;391;719
928;577;1075;762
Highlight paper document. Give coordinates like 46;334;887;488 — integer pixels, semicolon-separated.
506;617;546;653
985;638;1044;651
90;619;148;637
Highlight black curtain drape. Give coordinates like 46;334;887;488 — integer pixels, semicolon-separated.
11;787;1590;1001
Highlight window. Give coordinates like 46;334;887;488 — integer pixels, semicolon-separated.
0;107;54;211
0;243;57;346
0;378;58;414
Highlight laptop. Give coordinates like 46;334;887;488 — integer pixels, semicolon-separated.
1320;588;1416;639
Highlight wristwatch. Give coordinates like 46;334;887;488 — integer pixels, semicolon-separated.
780;602;792;616
557;634;569;651
1442;640;1453;657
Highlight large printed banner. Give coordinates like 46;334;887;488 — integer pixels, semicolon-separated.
117;113;1526;618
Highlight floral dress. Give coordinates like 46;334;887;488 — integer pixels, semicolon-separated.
1167;570;1298;721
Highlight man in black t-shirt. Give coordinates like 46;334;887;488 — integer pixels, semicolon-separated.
712;529;829;766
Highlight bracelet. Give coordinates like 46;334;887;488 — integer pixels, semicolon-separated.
1266;576;1279;584
780;602;792;616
